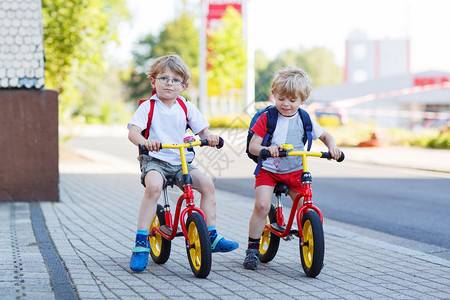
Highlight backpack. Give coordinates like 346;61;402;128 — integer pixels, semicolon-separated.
246;105;313;175
139;89;189;139
138;90;195;162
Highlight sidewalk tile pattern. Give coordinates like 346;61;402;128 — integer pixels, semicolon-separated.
21;172;448;299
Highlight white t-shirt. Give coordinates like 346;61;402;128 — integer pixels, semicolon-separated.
127;94;209;165
251;111;324;174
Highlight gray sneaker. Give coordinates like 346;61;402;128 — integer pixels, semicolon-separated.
243;249;260;270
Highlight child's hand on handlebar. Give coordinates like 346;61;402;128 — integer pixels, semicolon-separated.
266;145;284;158
143;139;160;152
205;134;220;147
328;145;341;160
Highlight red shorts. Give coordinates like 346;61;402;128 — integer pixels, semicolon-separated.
255;168;304;193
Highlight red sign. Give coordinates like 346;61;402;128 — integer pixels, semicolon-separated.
414;76;449;86
207;1;242;30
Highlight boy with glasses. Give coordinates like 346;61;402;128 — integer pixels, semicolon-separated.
127;54;238;272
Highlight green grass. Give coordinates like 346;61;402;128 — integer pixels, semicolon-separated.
208;114;450;149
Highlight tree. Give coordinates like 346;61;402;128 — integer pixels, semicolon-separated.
300;47;343;87
254;50;272;102
207;6;246;97
42;0;129;122
127;12;199;102
254;47;343;101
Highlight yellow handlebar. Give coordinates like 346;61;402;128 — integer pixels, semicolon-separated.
139;138;224;175
259;145;344;172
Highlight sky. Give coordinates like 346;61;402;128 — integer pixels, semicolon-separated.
111;0;450;74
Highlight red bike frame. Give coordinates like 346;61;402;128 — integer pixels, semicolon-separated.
263;151;326;245
147;140;209;247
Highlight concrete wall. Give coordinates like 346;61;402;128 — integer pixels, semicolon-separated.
0;89;59;201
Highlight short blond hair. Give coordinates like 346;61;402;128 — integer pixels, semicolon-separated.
146;54;191;85
271;66;312;103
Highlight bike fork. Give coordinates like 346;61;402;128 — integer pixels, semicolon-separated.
162;186;173;228
275;194;285;227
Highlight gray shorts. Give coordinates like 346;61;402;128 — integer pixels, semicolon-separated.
138;155;197;190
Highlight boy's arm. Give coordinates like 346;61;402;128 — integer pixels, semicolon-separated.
249;134;283;158
197;127;219;147
318;130;341;160
128;125;160;152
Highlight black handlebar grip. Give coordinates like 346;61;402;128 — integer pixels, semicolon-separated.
321;151;345;162
200;137;224;148
321;151;332;159
216;137;224;149
337;151;345;162
259;149;271;160
139;144;149;155
259;149;287;160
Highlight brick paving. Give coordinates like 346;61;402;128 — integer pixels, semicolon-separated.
2;132;450;299
2;170;450;299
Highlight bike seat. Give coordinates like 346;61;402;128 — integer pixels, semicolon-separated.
274;183;289;196
164;177;175;189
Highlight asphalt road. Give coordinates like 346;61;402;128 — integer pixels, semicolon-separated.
214;161;450;251
65;136;450;254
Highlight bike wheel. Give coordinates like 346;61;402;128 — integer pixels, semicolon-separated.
185;212;212;278
259;204;280;263
299;210;324;278
149;204;171;264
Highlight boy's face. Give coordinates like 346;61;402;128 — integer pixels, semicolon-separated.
274;94;302;116
149;67;187;102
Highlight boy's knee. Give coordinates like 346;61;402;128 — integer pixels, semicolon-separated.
144;180;162;195
254;202;271;215
199;176;215;194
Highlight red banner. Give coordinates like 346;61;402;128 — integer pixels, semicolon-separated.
207;1;242;30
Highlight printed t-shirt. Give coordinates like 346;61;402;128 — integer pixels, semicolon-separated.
251;110;324;174
128;94;209;165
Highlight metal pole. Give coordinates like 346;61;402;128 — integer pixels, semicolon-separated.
199;0;208;117
242;0;255;115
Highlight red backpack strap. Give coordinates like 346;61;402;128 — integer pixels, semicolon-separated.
140;89;157;139
176;97;188;122
141;94;188;139
143;99;155;139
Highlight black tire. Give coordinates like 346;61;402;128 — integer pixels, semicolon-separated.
185;212;212;278
149;204;171;264
259;204;280;263
299;210;324;278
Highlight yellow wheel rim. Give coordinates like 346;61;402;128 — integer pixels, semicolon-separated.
302;220;314;268
259;215;271;255
188;222;201;271
149;216;162;256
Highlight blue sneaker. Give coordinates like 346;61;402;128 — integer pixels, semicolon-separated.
210;231;239;253
130;236;150;272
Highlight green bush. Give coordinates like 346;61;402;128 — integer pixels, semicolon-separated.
423;131;449;149
208;114;251;129
317;115;341;127
208;116;450;150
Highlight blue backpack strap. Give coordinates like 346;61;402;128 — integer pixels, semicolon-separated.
299;108;312;151
254;106;278;176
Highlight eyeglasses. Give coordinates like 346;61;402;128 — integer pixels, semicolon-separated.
155;77;184;86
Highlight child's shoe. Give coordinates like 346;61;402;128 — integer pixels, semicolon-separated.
243;249;260;270
209;230;239;253
130;235;150;272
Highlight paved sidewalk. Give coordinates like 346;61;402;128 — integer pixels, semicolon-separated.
3;173;450;299
1;130;450;299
